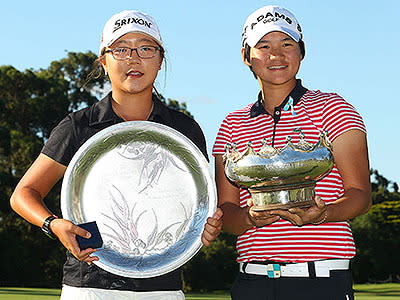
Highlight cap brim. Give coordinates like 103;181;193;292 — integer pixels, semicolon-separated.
245;25;300;47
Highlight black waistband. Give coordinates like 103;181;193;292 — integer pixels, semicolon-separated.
62;252;182;291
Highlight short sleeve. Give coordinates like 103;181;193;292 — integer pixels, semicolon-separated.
212;116;232;156
188;119;209;161
41;115;76;166
322;95;366;142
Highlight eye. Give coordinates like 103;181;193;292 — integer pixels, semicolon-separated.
283;42;295;47
115;47;129;54
140;46;154;52
256;44;270;50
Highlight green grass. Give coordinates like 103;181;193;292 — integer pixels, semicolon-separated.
0;284;399;299
354;283;400;300
0;287;61;299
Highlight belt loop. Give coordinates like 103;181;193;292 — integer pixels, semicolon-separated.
242;262;249;274
307;261;316;278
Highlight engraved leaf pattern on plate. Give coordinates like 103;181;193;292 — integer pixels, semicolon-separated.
100;141;196;266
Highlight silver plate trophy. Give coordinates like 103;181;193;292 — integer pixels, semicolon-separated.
224;129;334;211
61;121;216;278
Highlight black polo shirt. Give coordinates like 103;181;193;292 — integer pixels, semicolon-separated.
42;92;208;291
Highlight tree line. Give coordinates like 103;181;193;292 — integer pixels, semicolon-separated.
0;52;399;290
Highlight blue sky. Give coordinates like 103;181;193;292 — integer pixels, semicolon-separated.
1;0;398;186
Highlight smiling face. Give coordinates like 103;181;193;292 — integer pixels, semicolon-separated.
242;31;302;89
101;32;163;99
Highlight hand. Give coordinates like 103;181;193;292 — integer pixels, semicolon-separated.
50;218;99;264
268;196;327;226
201;208;223;246
247;198;280;227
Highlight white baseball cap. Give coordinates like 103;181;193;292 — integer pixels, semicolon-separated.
99;10;163;55
241;5;302;47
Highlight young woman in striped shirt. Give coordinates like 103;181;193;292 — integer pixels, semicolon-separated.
213;5;371;300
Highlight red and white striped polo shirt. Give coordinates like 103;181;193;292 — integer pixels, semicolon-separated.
213;82;366;263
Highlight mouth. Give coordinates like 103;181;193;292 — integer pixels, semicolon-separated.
126;70;144;78
268;65;287;70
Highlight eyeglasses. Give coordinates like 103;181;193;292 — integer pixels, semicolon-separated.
104;46;162;60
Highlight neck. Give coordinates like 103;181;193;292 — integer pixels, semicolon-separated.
111;88;154;121
259;78;297;114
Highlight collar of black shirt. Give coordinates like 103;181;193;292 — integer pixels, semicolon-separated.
250;79;308;119
88;92;174;126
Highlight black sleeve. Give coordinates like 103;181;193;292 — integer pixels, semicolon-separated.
41;115;77;166
167;113;209;162
189;120;209;162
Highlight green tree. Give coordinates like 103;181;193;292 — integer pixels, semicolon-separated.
157;93;193;118
0;51;106;287
351;171;400;283
183;232;237;292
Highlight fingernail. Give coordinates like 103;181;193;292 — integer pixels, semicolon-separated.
86;232;91;238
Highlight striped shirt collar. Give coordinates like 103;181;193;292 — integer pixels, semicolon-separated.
250;79;308;118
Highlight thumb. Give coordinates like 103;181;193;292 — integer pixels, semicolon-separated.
247;198;254;207
73;225;91;239
314;195;325;209
213;208;223;219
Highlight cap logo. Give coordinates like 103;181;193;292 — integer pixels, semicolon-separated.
113;17;152;33
251;12;293;30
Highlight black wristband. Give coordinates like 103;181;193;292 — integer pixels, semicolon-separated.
41;215;58;239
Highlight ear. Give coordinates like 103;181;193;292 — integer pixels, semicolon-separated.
158;55;163;70
100;57;108;75
241;47;251;67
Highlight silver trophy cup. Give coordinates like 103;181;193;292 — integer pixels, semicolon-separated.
224;130;334;211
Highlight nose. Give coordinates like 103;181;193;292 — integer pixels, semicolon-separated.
126;49;141;64
269;47;283;60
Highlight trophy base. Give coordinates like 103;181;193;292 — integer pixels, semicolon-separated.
249;184;316;211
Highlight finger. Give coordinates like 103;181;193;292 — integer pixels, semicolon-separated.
287;207;308;217
84;257;99;265
247;198;254;207
201;228;219;246
259;215;280;225
80;247;97;256
270;209;293;218
209;209;223;222
314;196;326;209
69;238;96;260
204;222;221;235
76;248;98;261
249;207;273;217
82;250;99;260
212;208;223;219
201;234;211;247
205;216;219;228
271;210;302;225
251;215;280;227
73;225;91;239
82;253;100;265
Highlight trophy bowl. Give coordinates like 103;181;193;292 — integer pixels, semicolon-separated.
223;130;334;211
